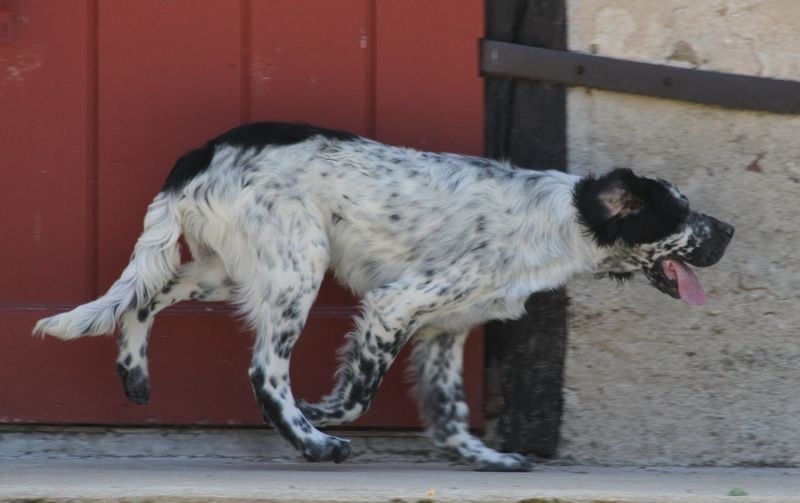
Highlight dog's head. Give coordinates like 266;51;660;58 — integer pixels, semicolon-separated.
574;168;734;305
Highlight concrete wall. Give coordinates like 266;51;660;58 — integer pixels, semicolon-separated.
562;0;800;465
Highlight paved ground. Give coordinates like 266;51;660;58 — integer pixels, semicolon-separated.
1;428;799;502
2;458;800;502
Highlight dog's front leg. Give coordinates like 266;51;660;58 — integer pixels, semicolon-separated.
411;328;532;472
299;278;446;426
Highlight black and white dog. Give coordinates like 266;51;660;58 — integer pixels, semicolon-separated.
34;122;733;471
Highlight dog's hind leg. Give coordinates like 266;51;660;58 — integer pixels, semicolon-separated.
116;257;233;404
411;328;532;472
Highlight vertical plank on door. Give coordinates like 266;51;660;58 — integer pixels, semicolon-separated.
375;0;484;155
86;0;252;424
247;0;423;427
97;0;242;289
374;0;486;426
248;0;371;135
0;0;94;423
0;0;91;303
248;0;367;310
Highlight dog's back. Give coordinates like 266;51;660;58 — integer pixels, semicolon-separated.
167;126;590;301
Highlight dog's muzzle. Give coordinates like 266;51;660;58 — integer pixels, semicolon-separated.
681;214;735;267
645;213;734;305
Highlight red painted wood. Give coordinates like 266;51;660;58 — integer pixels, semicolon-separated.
375;0;485;155
96;0;242;290
248;0;371;135
1;310;482;427
247;0;368;310
2;0;485;428
373;0;487;425
0;0;90;303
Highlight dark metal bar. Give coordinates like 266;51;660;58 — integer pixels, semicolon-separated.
481;39;800;115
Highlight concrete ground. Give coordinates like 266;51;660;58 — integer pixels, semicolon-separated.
1;428;799;502
4;458;800;503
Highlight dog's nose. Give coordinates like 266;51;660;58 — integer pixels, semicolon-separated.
720;222;735;239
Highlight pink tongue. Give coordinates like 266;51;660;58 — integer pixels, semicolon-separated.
663;260;706;305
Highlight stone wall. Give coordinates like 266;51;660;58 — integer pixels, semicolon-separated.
562;0;800;465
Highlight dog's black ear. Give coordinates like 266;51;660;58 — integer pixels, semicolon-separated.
595;170;643;219
574;168;644;246
574;168;688;247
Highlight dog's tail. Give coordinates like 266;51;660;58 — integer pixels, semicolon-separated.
34;192;182;340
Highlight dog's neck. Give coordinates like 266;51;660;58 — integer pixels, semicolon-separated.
497;172;611;314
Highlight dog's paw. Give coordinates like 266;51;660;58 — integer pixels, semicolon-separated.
297;398;347;426
116;363;150;405
475;452;533;472
301;435;352;463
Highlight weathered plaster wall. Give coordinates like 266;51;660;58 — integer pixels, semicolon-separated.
562;0;800;465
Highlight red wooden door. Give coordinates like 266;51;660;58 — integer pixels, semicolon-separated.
0;0;484;427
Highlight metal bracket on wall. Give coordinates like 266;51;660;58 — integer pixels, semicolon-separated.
481;39;800;115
